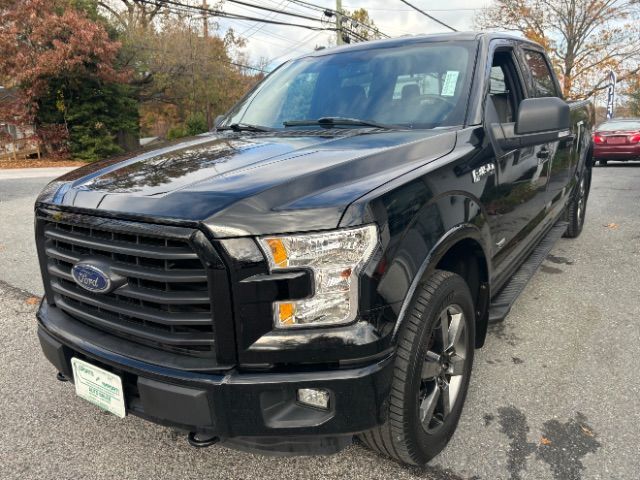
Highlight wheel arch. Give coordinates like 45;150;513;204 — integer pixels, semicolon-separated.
391;225;492;349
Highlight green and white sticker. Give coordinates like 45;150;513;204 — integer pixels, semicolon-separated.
441;71;460;97
71;357;126;418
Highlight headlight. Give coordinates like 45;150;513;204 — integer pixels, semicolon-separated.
258;225;378;328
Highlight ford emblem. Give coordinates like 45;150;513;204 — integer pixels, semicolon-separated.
71;263;112;293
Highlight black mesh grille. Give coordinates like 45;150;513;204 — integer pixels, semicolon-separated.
41;216;215;356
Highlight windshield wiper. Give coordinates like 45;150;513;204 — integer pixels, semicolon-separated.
218;123;273;132
283;117;403;130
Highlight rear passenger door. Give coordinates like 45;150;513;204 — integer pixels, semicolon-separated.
517;47;574;221
484;44;551;273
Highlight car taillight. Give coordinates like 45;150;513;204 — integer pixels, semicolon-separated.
629;133;640;143
593;134;605;144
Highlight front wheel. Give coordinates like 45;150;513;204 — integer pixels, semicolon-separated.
359;270;475;466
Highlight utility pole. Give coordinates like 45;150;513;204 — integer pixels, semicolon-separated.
202;0;209;38
336;0;344;45
202;0;211;129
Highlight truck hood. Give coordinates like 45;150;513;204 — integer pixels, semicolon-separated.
43;129;456;236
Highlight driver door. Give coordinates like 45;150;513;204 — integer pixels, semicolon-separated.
484;45;551;275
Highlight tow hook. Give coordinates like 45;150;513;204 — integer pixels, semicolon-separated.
187;432;220;448
56;372;69;382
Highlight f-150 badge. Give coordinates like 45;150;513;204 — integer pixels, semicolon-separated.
472;163;496;183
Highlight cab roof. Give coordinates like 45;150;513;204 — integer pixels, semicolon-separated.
305;31;542;58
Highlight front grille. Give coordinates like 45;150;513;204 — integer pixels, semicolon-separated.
39;212;216;356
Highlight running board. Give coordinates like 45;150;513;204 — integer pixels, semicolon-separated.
488;221;569;323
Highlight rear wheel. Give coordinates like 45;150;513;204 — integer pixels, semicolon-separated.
564;168;591;238
359;270;475;466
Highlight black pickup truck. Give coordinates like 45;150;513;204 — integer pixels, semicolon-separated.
35;32;594;465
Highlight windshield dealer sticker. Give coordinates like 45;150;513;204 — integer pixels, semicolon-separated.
441;71;460;97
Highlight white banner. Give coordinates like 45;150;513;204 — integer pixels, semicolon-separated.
606;70;617;119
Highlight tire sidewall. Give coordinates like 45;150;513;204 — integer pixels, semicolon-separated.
567;167;591;237
402;273;476;463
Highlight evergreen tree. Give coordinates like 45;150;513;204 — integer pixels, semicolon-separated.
39;79;139;161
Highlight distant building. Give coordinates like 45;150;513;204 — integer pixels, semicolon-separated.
0;87;40;161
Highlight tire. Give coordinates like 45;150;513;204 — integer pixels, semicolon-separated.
599;160;608;166
359;270;475;466
564;168;591;238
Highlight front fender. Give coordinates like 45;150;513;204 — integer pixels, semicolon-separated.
388;222;491;344
353;186;493;348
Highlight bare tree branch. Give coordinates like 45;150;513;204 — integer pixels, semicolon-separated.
476;0;640;99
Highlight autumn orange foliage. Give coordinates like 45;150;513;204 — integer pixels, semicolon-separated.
0;0;126;141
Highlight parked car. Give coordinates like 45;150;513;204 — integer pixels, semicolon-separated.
593;118;640;165
34;32;594;466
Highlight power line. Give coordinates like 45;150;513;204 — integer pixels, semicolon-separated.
267;30;326;65
148;0;369;42
142;0;329;31
135;43;269;73
237;0;288;38
219;0;372;42
224;16;325;54
226;60;268;73
138;0;356;35
234;20;320;47
137;0;370;68
397;0;457;32
168;0;316;51
343;5;481;12
259;0;323;19
162;0;320;23
288;0;390;38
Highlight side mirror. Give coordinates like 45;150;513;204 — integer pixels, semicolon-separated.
516;97;570;135
495;97;571;150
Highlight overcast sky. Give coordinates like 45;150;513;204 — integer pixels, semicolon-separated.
214;0;493;70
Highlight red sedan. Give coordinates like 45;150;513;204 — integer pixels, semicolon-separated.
593;118;640;165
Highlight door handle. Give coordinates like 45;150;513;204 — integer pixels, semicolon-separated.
537;147;550;164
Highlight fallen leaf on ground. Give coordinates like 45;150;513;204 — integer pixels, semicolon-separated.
581;425;594;437
539;436;552;446
0;157;85;169
604;223;619;230
25;296;41;305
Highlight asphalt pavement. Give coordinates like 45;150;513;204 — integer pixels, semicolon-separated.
1;164;639;479
0;168;76;295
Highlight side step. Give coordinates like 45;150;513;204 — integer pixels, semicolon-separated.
488;221;569;323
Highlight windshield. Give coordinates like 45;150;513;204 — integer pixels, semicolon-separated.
222;41;476;130
598;120;640;131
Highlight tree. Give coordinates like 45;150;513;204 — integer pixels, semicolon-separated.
38;79;139;160
97;0;164;31
97;1;264;135
0;0;131;155
342;8;384;42
476;0;640;100
625;77;640;117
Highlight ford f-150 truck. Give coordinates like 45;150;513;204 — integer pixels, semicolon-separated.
35;32;594;466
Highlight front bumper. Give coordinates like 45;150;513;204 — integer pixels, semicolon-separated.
37;302;394;455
